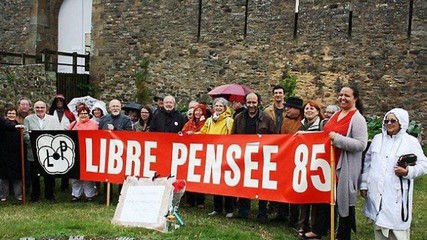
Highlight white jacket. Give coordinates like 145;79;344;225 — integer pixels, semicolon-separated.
360;108;427;230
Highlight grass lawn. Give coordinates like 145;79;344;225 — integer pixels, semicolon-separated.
1;175;426;239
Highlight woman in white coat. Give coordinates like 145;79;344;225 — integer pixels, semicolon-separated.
360;108;427;240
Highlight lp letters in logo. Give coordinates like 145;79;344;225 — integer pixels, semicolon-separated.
31;131;80;179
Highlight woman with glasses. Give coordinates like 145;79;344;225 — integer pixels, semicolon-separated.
301;85;368;240
67;105;98;201
134;106;152;132
360;108;427;240
0;106;22;201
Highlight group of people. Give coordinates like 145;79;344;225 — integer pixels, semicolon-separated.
0;84;426;240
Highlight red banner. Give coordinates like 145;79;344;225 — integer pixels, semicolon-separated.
78;130;332;204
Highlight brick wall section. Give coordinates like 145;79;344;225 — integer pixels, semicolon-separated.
0;1;34;53
0;0;426;133
91;0;426;124
0;64;56;110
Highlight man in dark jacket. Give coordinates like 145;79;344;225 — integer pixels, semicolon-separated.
98;99;132;198
231;92;275;223
150;95;184;133
99;99;132;131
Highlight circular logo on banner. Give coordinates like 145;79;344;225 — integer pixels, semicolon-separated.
35;134;75;174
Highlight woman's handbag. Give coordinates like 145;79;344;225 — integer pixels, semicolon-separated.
397;153;417;222
397;153;417;168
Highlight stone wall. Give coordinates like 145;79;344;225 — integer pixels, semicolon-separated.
90;0;426;126
0;0;426;133
0;64;56;111
0;0;63;54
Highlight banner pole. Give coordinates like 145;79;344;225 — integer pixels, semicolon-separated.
106;182;111;207
20;129;26;205
330;141;336;240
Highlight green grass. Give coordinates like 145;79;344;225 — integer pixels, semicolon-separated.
1;176;426;239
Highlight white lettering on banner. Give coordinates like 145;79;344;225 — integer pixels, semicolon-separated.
224;144;241;186
204;144;223;184
84;137;280;190
293;144;330;193
310;144;330;191
188;143;203;182
143;141;157;178
262;145;278;189
84;138;157;177
99;138;107;173
243;143;259;188
171;143;187;176
108;139;124;174
171;143;279;190
125;140;141;176
85;138;97;172
293;144;309;192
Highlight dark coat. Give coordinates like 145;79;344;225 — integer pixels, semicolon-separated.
150;108;185;133
232;110;275;134
0;119;21;179
98;114;132;130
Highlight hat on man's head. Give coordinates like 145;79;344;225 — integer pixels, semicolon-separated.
285;97;304;110
153;93;166;102
54;94;65;100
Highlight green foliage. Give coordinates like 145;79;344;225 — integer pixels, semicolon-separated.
407;120;424;138
135;58;151;104
77;81;94;96
366;115;424;140
366;115;383;140
279;62;298;97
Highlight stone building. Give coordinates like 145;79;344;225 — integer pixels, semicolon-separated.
0;0;426;132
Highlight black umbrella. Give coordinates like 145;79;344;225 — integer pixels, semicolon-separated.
122;102;142;113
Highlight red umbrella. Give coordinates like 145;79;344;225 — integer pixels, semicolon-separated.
208;83;253;102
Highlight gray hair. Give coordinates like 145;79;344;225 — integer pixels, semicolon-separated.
212;97;228;108
326;104;340;113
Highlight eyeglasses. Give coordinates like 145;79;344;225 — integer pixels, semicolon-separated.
384;119;398;124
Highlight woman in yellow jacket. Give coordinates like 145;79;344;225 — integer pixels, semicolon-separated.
200;97;235;218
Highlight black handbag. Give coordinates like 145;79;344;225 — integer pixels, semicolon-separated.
397;153;417;168
397;153;417;222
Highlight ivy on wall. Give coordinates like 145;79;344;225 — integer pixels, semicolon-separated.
135;58;151;104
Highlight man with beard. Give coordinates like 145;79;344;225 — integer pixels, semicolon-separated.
98;99;132;199
49;94;75;130
16;98;32;124
99;99;133;131
264;85;286;134
232;92;275;223
150;95;185;133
